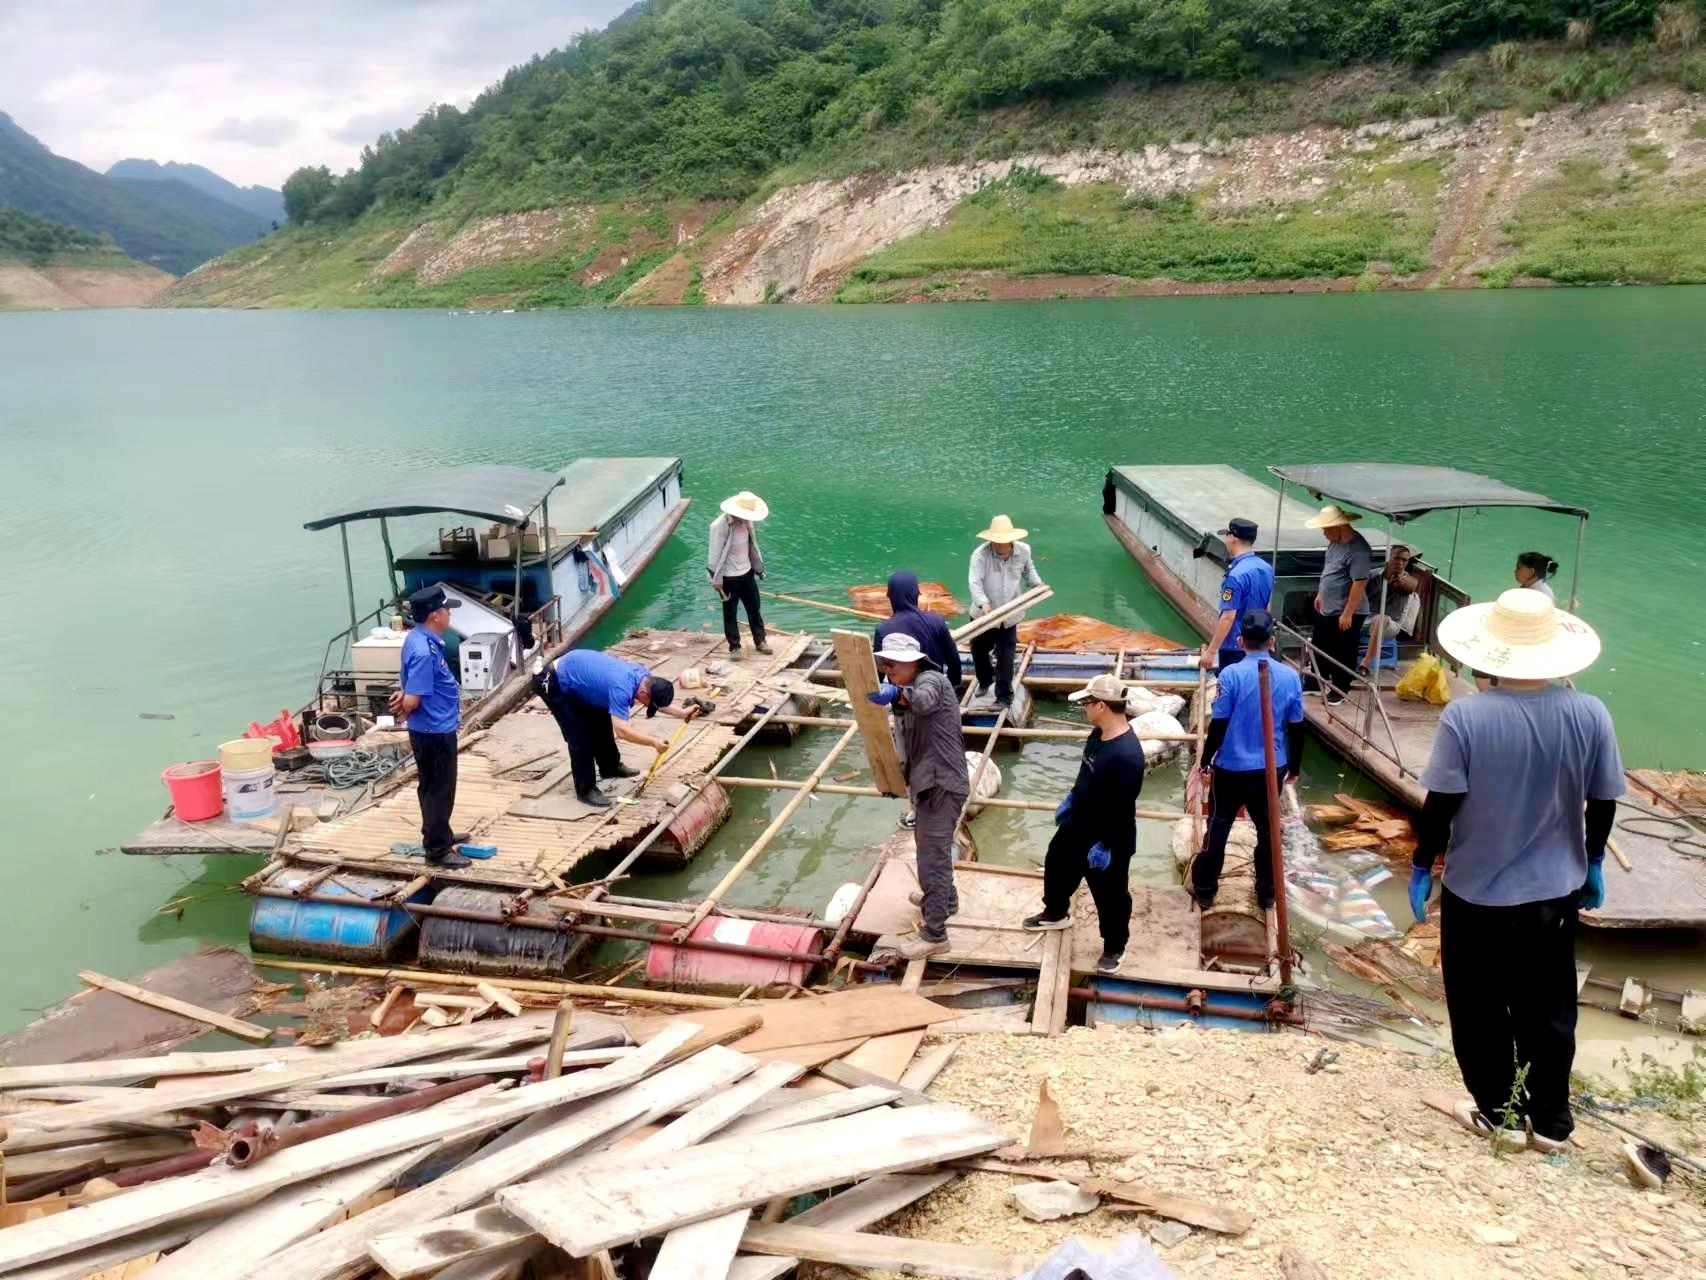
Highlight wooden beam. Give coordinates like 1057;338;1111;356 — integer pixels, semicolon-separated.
249;959;741;1009
726;1173;955;1280
737;1224;1037;1280
720;1085;900;1138
829;630;907;798
949;585;1054;644
675;725;860;937
899;1042;958;1093
497;1104;1010;1257
1030;929;1072;1037
75;971;272;1044
650;1209;749;1280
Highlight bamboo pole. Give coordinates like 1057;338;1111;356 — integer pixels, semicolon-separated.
759;713;1198;742
807;670;1199;691
957;644;1035;839
764;592;884;622
716;775;1187;821
250;958;741;1008
674;725;861;939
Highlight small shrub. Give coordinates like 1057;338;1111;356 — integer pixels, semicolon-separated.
1567;18;1596;50
1490;42;1520;75
1655;2;1702;51
1682;55;1706;92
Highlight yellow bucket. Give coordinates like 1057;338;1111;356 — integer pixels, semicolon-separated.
218;737;275;772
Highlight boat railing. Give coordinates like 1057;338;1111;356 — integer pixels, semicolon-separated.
1275;619;1416;781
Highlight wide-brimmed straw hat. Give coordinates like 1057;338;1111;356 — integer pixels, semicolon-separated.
1436;587;1600;680
720;491;769;521
977;514;1027;543
1304;503;1362;530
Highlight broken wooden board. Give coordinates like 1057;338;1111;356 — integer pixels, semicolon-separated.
498;1104;1010;1256
76;970;272;1043
742;1224;1037;1279
1031;929;1072;1036
962;1159;1252;1235
727;1173;955;1280
829;629;907;798
0;948;265;1068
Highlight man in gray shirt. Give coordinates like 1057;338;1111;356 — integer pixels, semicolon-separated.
869;632;968;959
1411;587;1622;1153
1304;503;1372;705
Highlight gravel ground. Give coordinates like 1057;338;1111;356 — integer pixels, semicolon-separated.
875;1024;1706;1279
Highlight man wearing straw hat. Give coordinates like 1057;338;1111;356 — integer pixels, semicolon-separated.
968;513;1046;709
869;632;968;960
1411;587;1623;1153
708;491;771;656
1304;503;1372;706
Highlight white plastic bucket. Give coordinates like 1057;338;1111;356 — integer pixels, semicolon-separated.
223;764;277;822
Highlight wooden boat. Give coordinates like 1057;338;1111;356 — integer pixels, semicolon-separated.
1103;462;1705;930
123;457;688;857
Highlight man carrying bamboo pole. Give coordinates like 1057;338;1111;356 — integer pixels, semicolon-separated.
1022;673;1147;972
967;514;1045;709
869;633;967;959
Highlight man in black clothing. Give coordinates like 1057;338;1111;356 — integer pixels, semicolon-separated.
1022;672;1146;972
1192;609;1306;911
873;571;962;691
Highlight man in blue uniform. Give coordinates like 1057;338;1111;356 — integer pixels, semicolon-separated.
1191;609;1305;911
543;647;701;808
1201;517;1272;671
389;584;470;869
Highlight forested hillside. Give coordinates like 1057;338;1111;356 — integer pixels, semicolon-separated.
169;1;1706;307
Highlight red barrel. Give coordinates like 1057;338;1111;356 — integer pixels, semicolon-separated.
646;917;821;992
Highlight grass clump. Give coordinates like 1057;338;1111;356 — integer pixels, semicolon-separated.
841;174;1431;293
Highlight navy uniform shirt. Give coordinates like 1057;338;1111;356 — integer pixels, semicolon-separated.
1217;552;1275;654
1211;655;1304;771
400;628;461;735
554;648;649;719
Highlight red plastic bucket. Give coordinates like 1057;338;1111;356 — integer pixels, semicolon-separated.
163;761;223;822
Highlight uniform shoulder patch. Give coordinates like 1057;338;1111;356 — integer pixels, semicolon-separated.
1221;588;1235;602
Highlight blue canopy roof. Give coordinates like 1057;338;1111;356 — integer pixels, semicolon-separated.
304;465;564;531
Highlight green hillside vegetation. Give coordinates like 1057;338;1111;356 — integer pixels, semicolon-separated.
281;0;1706;227
0;206;125;264
0;113;271;274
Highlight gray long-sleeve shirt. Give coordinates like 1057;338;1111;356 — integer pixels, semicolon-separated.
968;541;1043;624
893;669;968;798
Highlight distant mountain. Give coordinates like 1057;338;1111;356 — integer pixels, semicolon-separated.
0;112;272;275
107;158;284;225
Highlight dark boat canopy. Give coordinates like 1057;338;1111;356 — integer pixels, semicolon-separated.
1268;464;1589;524
304;465;566;531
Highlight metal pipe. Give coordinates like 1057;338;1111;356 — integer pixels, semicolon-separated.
6;1159;113;1201
511;526;526;669
227;1074;495;1167
339;523;359;642
378;517;400;601
1447;508;1463;580
252;957;740;1008
1569;514;1586;612
565;920;887;973
763;714;1110;742
1270;479;1285;574
1070;986;1301;1025
597;894;838;932
1256;658;1294;989
803;669;1197;690
1365;516;1394;740
105;1146;227;1189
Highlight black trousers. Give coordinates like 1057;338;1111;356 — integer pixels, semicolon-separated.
971;623;1018;702
1310;611;1362;695
408;729;458;858
1440;887;1579;1142
1193;767;1276;905
543;671;621;798
1041;824;1133;952
721;571;766;649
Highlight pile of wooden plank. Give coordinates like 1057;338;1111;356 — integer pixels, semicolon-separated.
0;983;1036;1280
1309;792;1418;860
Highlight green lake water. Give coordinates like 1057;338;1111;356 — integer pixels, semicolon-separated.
1;291;1703;1035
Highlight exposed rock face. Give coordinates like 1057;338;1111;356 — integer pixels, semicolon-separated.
0;261;172;310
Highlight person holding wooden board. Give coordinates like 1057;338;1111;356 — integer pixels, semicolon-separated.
1023;672;1147;973
868;632;967;959
1409;588;1621;1154
967;513;1045;709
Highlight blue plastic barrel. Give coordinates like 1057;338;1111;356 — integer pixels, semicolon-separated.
250;868;428;963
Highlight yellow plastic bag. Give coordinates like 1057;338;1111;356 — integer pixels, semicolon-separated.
1394;653;1451;706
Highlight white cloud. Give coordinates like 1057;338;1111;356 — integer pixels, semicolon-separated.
0;0;631;187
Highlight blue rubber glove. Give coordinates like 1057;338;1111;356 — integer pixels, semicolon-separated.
867;682;900;707
1580;858;1606;911
1408;865;1434;923
1055;795;1073;826
1087;843;1111;871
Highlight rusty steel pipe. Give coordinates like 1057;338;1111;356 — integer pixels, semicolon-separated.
1069;986;1302;1025
105;1136;249;1188
561;920;889;974
6;1158;114;1202
227;1074;495;1167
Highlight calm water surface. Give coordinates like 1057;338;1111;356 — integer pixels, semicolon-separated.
1;291;1702;1035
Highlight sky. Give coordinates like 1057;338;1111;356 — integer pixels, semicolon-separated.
0;0;631;188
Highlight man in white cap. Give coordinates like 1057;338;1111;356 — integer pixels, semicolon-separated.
1410;588;1622;1154
968;513;1045;708
869;632;967;959
1304;503;1372;705
708;491;771;656
1021;671;1147;973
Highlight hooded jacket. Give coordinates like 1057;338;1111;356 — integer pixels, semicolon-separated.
873;571;962;688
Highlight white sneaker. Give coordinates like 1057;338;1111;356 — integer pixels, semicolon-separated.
1452;1099;1527;1151
1529;1129;1570;1156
